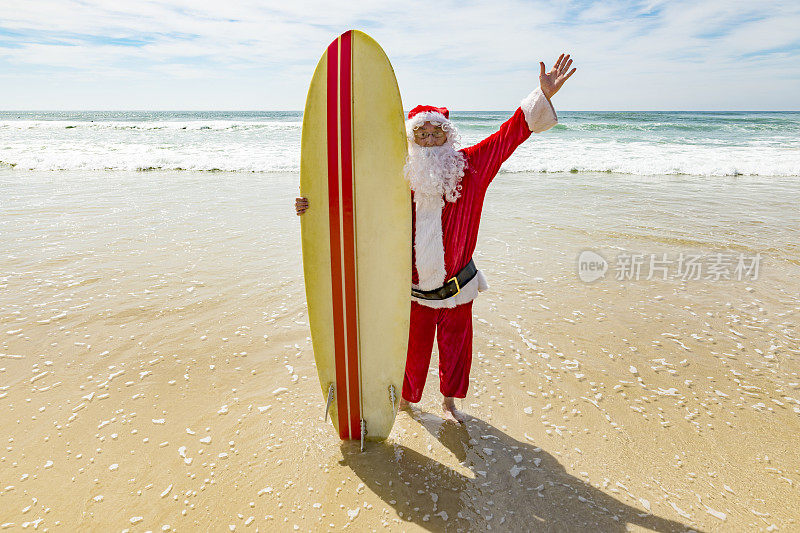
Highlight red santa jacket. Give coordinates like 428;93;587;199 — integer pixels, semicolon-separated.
411;86;558;309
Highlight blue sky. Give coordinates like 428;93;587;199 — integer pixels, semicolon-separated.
1;0;798;110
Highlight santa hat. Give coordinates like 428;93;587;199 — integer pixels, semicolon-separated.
405;105;453;138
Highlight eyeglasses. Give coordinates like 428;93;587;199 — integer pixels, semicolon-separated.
413;129;445;140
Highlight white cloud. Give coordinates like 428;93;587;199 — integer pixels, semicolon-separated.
0;0;798;109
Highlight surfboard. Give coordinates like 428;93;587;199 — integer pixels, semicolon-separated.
300;30;411;446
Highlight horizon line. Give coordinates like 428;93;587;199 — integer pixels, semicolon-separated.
1;109;799;113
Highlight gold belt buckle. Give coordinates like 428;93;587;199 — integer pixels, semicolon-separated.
448;275;461;296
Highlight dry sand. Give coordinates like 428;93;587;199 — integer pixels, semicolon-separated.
1;170;798;531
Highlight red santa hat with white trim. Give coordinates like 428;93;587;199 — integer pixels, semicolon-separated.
405;105;454;139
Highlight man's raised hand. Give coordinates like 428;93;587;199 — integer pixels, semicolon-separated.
539;53;576;100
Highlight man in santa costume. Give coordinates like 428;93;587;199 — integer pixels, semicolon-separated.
296;54;576;423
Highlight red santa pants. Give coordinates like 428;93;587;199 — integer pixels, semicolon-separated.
402;299;473;403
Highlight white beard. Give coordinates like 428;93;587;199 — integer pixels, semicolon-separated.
403;143;466;204
403;143;467;290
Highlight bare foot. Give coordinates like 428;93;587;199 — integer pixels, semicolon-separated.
399;398;414;411
442;397;467;424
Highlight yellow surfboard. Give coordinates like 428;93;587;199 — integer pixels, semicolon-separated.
300;30;411;446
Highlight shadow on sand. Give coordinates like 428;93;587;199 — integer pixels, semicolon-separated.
340;410;702;532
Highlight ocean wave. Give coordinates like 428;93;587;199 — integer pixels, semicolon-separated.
497;140;800;176
554;122;800;133
1;111;798;177
0;120;302;131
2;142;797;176
0;156;298;173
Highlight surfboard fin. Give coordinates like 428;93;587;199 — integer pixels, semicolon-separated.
389;384;397;413
360;419;366;452
324;383;335;422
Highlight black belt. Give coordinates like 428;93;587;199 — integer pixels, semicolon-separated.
411;258;477;300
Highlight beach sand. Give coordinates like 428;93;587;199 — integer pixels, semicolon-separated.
1;169;798;531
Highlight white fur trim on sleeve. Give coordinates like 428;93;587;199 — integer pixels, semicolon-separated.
520;87;558;133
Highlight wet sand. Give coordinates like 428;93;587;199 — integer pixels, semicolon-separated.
1;169;799;531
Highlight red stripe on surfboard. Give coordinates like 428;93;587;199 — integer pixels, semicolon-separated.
326;36;349;440
339;30;362;440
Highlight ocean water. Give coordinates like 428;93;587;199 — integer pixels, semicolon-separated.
0;110;798;176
